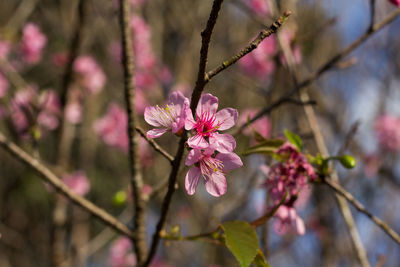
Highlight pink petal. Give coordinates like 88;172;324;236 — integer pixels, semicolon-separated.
216;152;243;172
215;108;238;131
204;171;227;197
168;91;188;114
185;149;202;166
295;216;306;235
185;167;201;195
185;108;196;130
187;134;209;149
144;106;162;127
209;133;236;153
146;128;168;138
196;93;218;116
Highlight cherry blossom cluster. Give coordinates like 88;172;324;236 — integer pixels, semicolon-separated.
2;85;61;138
263;142;316;235
144;92;243;197
389;0;400;7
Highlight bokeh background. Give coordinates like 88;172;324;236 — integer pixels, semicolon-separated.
0;0;400;266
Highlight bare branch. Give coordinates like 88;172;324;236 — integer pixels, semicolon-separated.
119;0;147;263
323;178;400;245
135;126;174;163
0;131;134;239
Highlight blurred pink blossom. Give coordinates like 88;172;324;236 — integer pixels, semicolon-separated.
388;0;400;7
0;73;9;98
245;0;269;16
109;237;136;267
238;109;271;140
239;36;277;80
94;103;129;152
74;55;106;94
0;38;10;60
274;205;305;235
65;102;83;124
279;28;302;66
131;0;146;6
374;114;400;151
20;23;47;64
62;171;90;196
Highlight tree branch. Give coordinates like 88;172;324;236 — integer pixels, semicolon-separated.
135;126;173;163
323;178;400;245
0;131;134;239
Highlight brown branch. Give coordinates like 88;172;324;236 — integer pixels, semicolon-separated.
0;131;134;239
145;1;225;266
204;10;291;83
135;126;173;163
190;0;224;112
323;178;400;245
119;0;147;263
237;8;400;135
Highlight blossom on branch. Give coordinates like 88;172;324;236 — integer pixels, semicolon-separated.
20;23;47;64
185;93;238;153
144;91;189;138
388;0;400;7
185;148;243;197
374;114;400;151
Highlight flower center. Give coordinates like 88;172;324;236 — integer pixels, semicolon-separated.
152;102;177;127
200;155;224;179
194;111;220;137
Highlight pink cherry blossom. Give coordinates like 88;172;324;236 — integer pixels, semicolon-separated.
94;103;129;152
51;52;69;67
388;0;400;7
239;35;277;80
185;148;243;197
73;55;106;94
279;28;302;66
108;237;136;267
0;38;10;60
273;205;306;235
10;87;61;135
65;102;83;124
374;114;400;151
185;93;238;153
262;142;316;235
238;109;271;140
245;0;269;16
0;73;8;98
62;171;90;196
20;23;47;64
144;91;189;138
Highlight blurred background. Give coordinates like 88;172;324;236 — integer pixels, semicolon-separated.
0;0;400;266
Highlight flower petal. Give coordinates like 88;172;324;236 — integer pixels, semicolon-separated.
196;93;218;116
216;152;243;171
144;106;163;127
209;133;236;153
185;109;196;130
168;91;189;115
146;128;168;138
185;167;201;195
204;171;227;197
215;108;238;131
185;149;202;166
187;134;209;149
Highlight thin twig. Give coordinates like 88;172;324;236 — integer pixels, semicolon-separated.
0;131;134;239
368;0;376;32
135;126;173;163
323;178;400;245
204;10;291;83
119;0;147;263
144;1;225;266
237;8;400;135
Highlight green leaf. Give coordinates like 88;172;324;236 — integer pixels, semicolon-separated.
253;249;272;267
339;155;357;169
112;190;127;206
221;221;260;267
284;129;303;151
242;139;284;156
